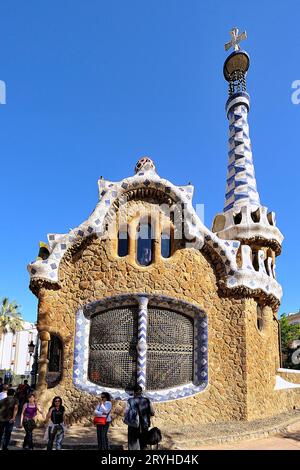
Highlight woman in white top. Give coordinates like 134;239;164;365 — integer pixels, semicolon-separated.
94;392;112;450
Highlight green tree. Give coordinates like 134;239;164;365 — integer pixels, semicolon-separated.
0;297;23;340
280;313;300;368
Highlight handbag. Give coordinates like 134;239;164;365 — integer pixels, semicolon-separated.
93;416;107;426
145;427;162;449
24;418;37;432
93;407;111;426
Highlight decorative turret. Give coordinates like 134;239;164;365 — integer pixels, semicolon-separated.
222;30;259;213
212;28;283;285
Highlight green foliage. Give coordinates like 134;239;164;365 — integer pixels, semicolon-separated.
280;313;300;369
0;297;23;339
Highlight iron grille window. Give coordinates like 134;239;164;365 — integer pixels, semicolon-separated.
147;308;193;389
88;306;138;390
88;305;194;391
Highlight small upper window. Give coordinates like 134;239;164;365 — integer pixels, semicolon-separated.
137;222;153;266
118;230;129;257
161;231;171;258
257;305;263;331
252;251;259;271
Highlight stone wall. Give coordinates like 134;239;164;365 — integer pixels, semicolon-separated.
245;300;280;420
34;199;300;425
277;369;300;384
35;200;251;426
244;300;300;420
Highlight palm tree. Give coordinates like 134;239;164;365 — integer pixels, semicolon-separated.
0;297;24;340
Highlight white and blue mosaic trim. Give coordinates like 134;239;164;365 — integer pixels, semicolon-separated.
28;164;237;283
224;96;260;213
28;160;282;302
136;296;148;390
73;294;208;403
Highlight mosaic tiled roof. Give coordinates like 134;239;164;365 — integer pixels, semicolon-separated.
28;158;282;304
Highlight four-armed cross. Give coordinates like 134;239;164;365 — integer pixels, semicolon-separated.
225;27;247;52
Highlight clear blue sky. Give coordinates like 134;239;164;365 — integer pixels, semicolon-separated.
0;0;299;322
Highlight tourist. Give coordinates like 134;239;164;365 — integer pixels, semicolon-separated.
20;393;43;450
46;396;66;450
16;380;30;415
0;384;9;400
124;384;155;450
0;378;3;393
94;392;112;450
0;388;19;450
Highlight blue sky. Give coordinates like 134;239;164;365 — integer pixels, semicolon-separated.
0;0;299;322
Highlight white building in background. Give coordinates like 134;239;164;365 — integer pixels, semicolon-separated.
287;311;300;326
0;322;38;379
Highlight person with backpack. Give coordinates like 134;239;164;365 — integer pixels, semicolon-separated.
94;392;112;450
124;384;155;450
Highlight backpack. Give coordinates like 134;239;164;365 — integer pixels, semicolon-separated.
123;399;140;428
145;427;162;449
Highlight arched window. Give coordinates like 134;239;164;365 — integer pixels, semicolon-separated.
252;250;259;271
137;222;153;266
161;231;171;258
251;208;261;223
47;334;63;388
118;229;129;257
257;305;263;331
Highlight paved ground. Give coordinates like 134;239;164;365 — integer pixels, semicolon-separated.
184;421;300;450
7;410;300;450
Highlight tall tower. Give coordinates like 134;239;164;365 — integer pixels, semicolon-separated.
212;28;283;281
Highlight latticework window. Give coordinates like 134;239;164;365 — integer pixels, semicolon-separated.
89;306;138;390
88;305;194;391
147;308;193;389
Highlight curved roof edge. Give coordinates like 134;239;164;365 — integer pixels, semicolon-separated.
28;161;282;303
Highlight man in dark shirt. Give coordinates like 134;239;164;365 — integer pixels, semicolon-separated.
125;384;155;450
0;389;19;450
0;378;3;393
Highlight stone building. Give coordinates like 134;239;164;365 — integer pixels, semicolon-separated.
28;31;300;425
287;311;300;326
0;321;37;381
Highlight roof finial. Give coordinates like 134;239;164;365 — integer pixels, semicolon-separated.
134;156;156;174
223;28;250;98
225;27;247;52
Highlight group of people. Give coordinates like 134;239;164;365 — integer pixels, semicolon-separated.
0;377;66;451
0;378;156;451
95;384;155;451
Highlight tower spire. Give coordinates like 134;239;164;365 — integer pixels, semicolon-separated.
223;28;260;213
212;28;283;257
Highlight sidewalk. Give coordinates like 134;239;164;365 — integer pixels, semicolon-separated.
8;409;300;450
